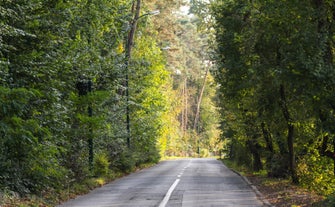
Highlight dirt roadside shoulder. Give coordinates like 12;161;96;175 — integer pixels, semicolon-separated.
246;175;324;207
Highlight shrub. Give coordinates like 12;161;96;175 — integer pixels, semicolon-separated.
267;154;289;178
297;154;335;195
93;152;110;177
112;150;135;173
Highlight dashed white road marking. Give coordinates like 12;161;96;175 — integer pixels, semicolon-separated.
158;162;191;207
158;178;180;207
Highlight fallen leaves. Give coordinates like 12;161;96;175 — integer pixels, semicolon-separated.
247;175;324;207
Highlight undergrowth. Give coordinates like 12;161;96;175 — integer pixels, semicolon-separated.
0;162;156;207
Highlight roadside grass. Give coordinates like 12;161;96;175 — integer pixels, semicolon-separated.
161;156;222;160
0;175;117;207
220;158;331;207
0;163;157;207
161;156;191;160
220;158;253;176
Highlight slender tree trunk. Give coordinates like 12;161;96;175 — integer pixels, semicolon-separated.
181;84;185;134
125;0;141;148
180;78;188;156
247;137;263;171
184;78;188;134
126;0;141;60
261;122;274;169
193;68;209;130
87;80;93;170
261;122;274;154
181;78;188;136
279;84;298;184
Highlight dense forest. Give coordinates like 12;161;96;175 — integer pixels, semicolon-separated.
1;0;335;205
205;0;335;196
0;0;220;204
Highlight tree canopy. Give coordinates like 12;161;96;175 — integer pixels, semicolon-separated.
209;0;335;194
0;0;221;203
2;0;335;205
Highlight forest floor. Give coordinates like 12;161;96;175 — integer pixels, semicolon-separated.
246;174;326;207
220;159;334;207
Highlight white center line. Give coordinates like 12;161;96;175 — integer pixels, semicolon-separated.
158;178;180;207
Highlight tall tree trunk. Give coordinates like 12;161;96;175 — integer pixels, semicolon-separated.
261;122;274;166
193;67;209;131
247;137;263;171
181;83;185;133
127;0;141;60
125;0;141;148
181;78;188;136
184;78;188;133
261;122;274;153
279;84;298;184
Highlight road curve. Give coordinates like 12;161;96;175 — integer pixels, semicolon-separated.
58;158;264;207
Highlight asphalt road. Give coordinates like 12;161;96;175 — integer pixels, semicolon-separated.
58;158;265;207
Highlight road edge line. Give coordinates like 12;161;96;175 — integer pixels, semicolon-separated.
230;169;273;207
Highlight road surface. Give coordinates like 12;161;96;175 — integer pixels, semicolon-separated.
58;158;265;207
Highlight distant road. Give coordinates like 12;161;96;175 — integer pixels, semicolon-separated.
58;158;265;207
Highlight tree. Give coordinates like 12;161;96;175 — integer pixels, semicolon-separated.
210;0;335;190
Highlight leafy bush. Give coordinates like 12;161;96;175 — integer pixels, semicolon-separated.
93;152;110;177
267;154;290;178
297;154;335;195
229;140;253;169
0;87;68;194
112;150;136;173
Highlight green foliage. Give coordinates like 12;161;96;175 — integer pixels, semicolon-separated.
229;140;253;168
0;0;221;204
210;0;335;194
112;149;136;174
93;152;110;177
0;0;179;200
0;87;66;194
153;3;223;157
129;34;168;164
297;151;335;195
